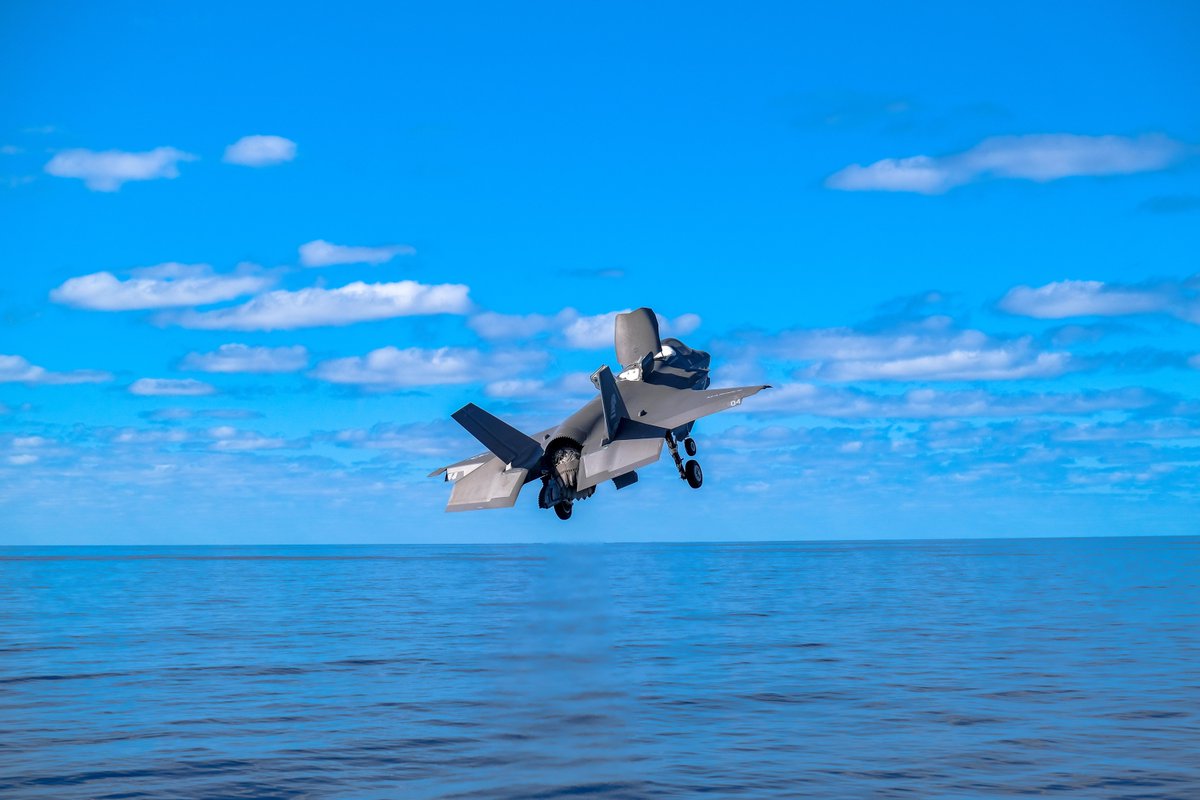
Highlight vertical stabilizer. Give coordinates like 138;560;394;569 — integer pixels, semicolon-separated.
451;403;543;469
591;364;630;442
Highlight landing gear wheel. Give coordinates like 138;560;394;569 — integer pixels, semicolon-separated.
554;501;573;520
684;459;703;489
684;437;697;456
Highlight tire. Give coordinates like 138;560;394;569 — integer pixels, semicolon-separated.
684;437;697;456
684;459;703;489
554;501;573;520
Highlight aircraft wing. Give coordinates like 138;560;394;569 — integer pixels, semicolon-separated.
618;382;770;433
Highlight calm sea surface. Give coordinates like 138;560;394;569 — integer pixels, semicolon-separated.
0;538;1197;799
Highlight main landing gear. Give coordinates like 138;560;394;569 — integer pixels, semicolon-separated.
554;501;573;520
666;432;704;489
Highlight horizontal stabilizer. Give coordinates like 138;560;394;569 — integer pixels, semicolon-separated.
447;459;529;511
451;403;543;470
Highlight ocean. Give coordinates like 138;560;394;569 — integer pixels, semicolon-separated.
1;538;1197;799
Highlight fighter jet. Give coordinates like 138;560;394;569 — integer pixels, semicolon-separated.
429;307;769;520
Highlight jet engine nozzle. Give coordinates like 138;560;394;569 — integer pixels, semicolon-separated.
552;445;581;492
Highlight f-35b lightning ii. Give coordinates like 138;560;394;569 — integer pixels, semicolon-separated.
430;307;769;520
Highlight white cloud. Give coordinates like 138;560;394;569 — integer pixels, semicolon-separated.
484;378;548;398
671;313;703;336
8;454;38;465
741;317;1076;382
51;263;272;311
748;383;1164;420
468;310;572;340
561;312;627;349
826;134;1187;194
44;146;198;191
12;436;48;447
207;426;290;451
180;344;308;373
0;354;112;385
816;345;1072;381
483;373;593;400
172;280;471;331
999;278;1196;321
223;135;297;167
312;347;542;389
325;421;467;458
470;308;702;349
298;239;416;267
129;378;217;397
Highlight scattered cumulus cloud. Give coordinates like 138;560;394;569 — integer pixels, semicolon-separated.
741;316;1076;382
129;378;217;397
485;378;553;398
312;347;544;390
750;383;1166;420
826;133;1188;194
44;146;197;191
141;408;261;422
51;263;272;311
171;280;471;331
470;308;702;349
999;276;1199;323
0;354;112;386
223;135;297;167
484;372;594;401
298;239;416;267
323;420;469;459
814;344;1072;381
180;344;309;373
207;425;292;451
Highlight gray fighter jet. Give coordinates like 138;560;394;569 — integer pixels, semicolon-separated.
429;307;769;520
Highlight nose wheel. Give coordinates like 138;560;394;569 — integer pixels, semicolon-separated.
667;432;704;489
684;459;703;488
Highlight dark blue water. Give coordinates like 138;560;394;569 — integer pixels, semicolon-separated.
1;538;1197;799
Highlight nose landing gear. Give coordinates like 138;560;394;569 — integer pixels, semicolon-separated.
667;432;704;490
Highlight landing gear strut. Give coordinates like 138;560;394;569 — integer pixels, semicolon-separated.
666;432;704;490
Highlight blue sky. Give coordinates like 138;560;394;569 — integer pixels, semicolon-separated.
2;1;1199;543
